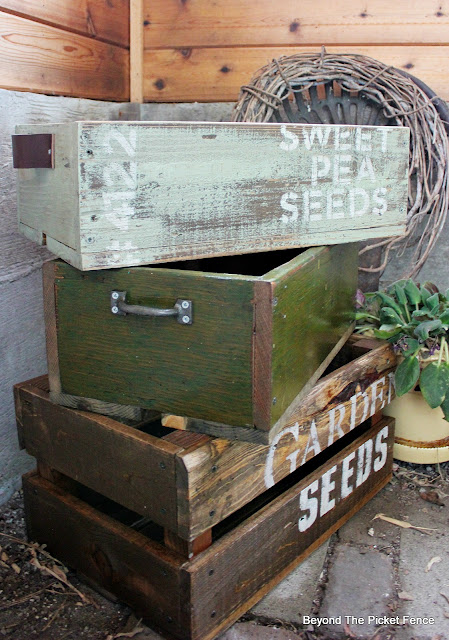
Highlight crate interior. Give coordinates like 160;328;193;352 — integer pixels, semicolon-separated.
148;247;306;277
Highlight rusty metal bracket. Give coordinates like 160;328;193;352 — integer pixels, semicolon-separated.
12;133;54;169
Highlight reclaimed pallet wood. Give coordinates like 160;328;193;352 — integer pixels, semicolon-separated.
15;338;396;541
43;245;359;439
14;120;408;269
23;417;394;640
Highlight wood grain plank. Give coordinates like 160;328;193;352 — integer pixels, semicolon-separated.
0;0;129;47
16;379;183;530
174;343;397;538
54;261;255;427
17;121;408;270
130;0;144;101
23;472;187;638
42;261;61;394
0;11;129;100
143;45;449;102
143;0;449;48
252;279;274;429
270;244;359;426
185;418;395;639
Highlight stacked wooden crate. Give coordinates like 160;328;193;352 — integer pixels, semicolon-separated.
13;120;406;639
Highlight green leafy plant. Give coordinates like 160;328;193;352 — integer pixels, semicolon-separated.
356;279;449;420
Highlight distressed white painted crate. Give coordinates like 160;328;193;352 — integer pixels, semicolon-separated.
14;121;409;270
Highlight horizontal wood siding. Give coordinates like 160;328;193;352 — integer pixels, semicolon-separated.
0;0;129;46
0;10;129;100
143;45;449;103
142;0;449;102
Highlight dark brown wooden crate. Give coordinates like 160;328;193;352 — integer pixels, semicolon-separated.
15;339;397;542
23;416;394;640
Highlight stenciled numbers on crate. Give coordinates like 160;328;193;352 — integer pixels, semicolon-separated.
14;121;409;270
101;127;137;236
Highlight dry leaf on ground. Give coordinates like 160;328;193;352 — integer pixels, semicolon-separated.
425;556;442;572
373;513;436;534
419;489;445;507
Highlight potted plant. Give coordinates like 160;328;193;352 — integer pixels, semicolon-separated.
356;279;449;463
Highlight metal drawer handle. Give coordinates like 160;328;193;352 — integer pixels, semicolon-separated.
110;291;193;324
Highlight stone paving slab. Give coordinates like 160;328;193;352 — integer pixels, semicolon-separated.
251;541;329;624
337;482;403;547
219;621;301;639
319;543;395;638
394;490;449;640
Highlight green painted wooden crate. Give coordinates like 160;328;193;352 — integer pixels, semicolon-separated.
14;121;408;270
44;244;358;444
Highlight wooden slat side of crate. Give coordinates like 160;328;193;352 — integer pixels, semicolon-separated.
23;417;394;640
45;244;359;438
15;375;183;533
14;340;396;542
15;121;408;270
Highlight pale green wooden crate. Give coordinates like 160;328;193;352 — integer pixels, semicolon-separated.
14;121;409;270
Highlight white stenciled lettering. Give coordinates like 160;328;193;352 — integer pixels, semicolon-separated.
301;419;321;464
103;162;137;190
303;126;331;150
328;404;346;445
333;155;352;184
264;424;300;489
356;439;373;488
373;425;389;472
349;188;370;217
303;189;323;222
350;390;370;430
103;192;135;231
372;187;388;215
370;377;386;415
320;465;337;516
341;451;356;498
356;128;372;152
298;480;319;532
280;125;299;151
327;189;345;219
103;128;137;157
357;156;376;182
280;192;299;223
334;127;351;151
379;128;389;153
311;156;331;185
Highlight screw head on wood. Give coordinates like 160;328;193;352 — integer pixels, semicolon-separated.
182;315;190;324
181;300;189;309
111;291;119;300
111;306;119;314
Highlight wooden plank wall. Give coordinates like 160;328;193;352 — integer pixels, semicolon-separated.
0;1;129;100
141;0;449;102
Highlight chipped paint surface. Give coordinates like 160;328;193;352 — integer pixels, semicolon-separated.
18;121;409;269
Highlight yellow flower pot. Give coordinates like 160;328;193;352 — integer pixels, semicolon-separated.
384;391;449;463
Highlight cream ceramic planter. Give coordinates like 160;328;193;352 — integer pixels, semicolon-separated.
384;391;449;463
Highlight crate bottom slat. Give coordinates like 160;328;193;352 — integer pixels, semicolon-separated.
23;417;394;640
